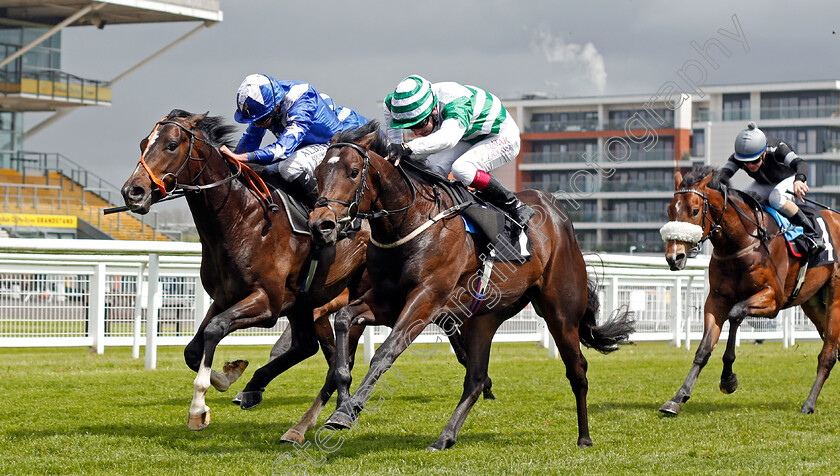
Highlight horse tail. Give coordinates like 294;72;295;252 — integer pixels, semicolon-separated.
578;279;635;354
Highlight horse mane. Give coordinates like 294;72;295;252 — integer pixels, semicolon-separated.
166;109;239;149
332;120;388;158
680;165;731;192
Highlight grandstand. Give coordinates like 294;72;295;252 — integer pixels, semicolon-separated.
0;0;223;240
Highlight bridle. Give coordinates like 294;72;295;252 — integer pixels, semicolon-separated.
314;142;417;225
137;119;274;207
673;187;727;258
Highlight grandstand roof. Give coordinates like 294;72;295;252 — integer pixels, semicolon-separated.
0;0;222;27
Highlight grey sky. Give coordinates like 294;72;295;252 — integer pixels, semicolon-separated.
23;0;840;197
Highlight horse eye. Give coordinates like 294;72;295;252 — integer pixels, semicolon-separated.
350;168;360;179
691;209;700;217
167;141;178;151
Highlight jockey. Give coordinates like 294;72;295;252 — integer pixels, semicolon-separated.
720;121;825;253
220;74;368;208
383;75;535;228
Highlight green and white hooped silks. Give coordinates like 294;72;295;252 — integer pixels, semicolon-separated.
385;75;438;129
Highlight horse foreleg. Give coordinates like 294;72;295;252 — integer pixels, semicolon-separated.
801;286;840;414
282;315;365;444
189;290;272;430
332;301;374;411
660;296;729;416
428;315;499;451
327;291;438;430
720;316;744;395
238;306;320;410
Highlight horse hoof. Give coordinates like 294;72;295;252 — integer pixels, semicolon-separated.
223;360;249;380
425;437;454;451
325;411;354;430
800;404;815;414
577;437;593;448
232;391;243;405
720;374;738;394
659;401;681;416
239;390;264;410
188;409;211;431
482;388;496;400
281;428;305;444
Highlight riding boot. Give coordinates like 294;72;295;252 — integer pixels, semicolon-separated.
789;210;825;254
289;172;319;210
480;176;535;228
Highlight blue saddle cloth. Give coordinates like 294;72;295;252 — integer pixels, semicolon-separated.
763;206;803;241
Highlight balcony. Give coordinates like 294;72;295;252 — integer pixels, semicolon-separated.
523;179;674;194
525;120;599;133
521;150;675;166
0;69;111;111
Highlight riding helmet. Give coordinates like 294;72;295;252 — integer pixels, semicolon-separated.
385;75;438;129
234;74;283;124
733;121;768;161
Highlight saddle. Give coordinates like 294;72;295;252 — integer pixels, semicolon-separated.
399;160;532;263
252;164;361;239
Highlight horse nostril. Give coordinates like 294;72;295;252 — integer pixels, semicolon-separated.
129;186;145;199
318;220;336;232
675;253;685;263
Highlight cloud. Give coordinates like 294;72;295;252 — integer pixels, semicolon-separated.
532;28;607;93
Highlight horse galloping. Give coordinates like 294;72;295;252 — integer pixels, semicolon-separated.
660;166;840;415
308;121;635;450
120;110;370;438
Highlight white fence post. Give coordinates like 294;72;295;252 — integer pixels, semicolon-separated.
89;262;106;355
672;277;683;348
194;281;211;330
145;253;161;370
131;263;145;359
363;326;375;364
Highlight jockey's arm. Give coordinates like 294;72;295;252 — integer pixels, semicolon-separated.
405;118;466;156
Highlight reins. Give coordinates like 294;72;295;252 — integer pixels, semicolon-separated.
315;142;418;224
139;119;276;209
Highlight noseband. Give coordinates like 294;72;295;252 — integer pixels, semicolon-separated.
315;142;417;225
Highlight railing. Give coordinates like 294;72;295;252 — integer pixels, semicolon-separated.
693;104;840;122
0;150;162;238
0;240;819;366
0;68;111;104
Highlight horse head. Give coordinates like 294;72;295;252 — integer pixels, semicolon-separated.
122;110;220;214
310;122;387;247
662;167;720;270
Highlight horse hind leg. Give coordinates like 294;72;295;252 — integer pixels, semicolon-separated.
447;327;495;400
800;289;840;414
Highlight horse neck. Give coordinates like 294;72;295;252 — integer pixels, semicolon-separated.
184;143;279;243
368;158;439;240
707;188;761;252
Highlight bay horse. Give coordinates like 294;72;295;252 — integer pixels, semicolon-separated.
660;166;840;415
308;121;635;450
120;110;371;438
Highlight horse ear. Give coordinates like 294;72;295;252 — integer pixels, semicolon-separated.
698;172;713;188
184;112;209;129
356;130;378;149
673;168;683;190
139;137;149;152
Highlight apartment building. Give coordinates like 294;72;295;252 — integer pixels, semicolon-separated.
503;79;840;254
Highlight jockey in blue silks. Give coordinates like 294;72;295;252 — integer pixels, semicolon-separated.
220;74;368;208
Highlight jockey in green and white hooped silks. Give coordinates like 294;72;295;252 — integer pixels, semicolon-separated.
383;74;534;228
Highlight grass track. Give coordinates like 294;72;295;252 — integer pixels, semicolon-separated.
1;341;839;475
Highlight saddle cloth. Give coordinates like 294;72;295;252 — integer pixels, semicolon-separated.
764;205;836;266
400;160;532;263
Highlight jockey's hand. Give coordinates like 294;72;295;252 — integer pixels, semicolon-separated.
793;180;809;201
387;143;411;166
220;145;249;163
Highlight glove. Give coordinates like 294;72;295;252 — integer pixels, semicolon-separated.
387;143;412;163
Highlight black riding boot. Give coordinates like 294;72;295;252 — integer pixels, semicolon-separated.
480;176;535;228
789;210;825;254
289;172;319;210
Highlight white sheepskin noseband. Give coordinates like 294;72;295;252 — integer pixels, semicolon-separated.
659;221;703;243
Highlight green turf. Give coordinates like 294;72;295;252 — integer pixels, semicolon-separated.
0;341;838;475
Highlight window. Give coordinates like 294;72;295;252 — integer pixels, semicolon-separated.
722;93;750;121
691;129;705;157
761;90;840;119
